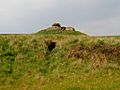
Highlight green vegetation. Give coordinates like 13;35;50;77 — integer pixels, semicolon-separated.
0;30;120;90
97;35;120;39
37;29;86;35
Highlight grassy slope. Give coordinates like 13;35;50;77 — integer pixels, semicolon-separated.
97;36;120;39
0;30;120;90
37;29;87;35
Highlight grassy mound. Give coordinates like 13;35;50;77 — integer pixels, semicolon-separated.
37;28;86;35
0;34;120;90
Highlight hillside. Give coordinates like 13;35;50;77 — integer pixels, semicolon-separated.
36;23;86;35
37;29;86;35
0;29;120;90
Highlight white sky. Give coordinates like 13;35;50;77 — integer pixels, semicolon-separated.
0;0;120;35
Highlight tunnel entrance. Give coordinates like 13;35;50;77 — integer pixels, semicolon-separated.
44;40;56;54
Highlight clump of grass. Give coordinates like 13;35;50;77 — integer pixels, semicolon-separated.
67;38;120;70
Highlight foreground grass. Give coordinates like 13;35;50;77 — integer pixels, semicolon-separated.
1;71;120;90
0;32;120;90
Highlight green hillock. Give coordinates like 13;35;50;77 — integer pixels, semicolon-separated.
37;28;86;35
0;31;120;90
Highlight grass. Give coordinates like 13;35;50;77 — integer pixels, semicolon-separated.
0;30;120;90
37;29;86;35
97;35;120;39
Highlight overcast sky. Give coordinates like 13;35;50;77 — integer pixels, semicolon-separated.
0;0;120;35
